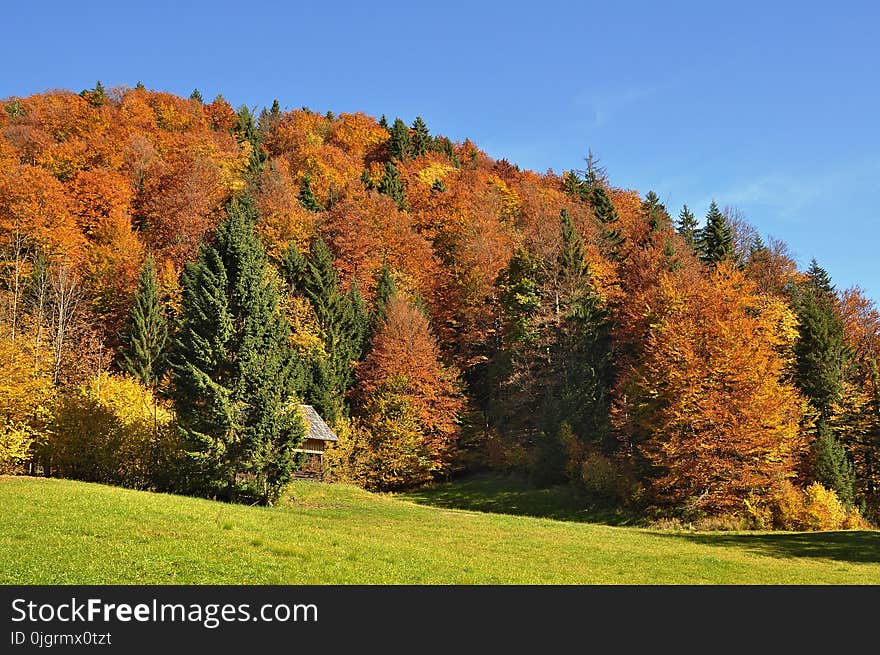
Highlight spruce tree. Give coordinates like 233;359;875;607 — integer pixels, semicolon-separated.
562;170;586;201
812;425;856;506
434;136;456;164
378;114;389;130
119;256;167;387
348;278;370;360
234;105;267;176
190;89;203;103
533;210;614;481
749;235;767;259
590;184;623;262
388;118;410;161
663;239;682;272
794;260;846;422
642;191;671;234
378;161;407;210
298;174;324;211
410;116;431;157
372;262;397;327
282;238;366;422
558;209;586;282
583;150;606;190
698;201;734;265
554;210;613;451
676;204;699;250
806;258;836;299
171;196;305;505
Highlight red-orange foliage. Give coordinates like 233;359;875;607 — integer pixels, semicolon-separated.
355;295;464;472
622;263;806;513
263;109;386;206
321;183;440;301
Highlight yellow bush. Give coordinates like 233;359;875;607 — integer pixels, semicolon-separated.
0;423;36;473
0;337;55;471
764;480;865;531
48;373;178;489
802;482;850;531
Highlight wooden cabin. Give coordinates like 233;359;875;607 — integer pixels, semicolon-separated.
293;404;338;478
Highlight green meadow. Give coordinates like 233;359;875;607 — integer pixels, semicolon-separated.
1;475;877;584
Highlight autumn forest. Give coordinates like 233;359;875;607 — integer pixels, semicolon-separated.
1;83;878;531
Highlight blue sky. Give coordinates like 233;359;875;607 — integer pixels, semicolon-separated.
4;1;879;300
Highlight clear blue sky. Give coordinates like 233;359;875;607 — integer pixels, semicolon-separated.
4;1;879;300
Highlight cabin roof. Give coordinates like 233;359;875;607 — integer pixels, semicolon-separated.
298;404;338;442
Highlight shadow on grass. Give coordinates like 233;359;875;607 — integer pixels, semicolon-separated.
398;473;640;526
658;530;880;564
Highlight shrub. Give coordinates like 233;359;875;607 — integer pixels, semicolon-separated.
802;482;850;531
762;479;866;530
0;423;37;473
579;450;644;506
324;411;435;492
47;373;179;489
0;337;54;472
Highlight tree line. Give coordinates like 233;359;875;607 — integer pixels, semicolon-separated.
0;83;877;529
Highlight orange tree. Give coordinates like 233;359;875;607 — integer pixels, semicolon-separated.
622;262;806;515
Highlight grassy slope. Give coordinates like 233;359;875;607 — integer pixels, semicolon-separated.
1;475;878;584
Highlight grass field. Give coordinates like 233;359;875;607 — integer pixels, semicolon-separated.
1;475;878;584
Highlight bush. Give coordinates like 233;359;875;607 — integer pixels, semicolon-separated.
579;451;644;506
47;373;179;489
802;482;850;530
0;423;37;473
0;336;54;472
324;411;436;492
762;480;866;531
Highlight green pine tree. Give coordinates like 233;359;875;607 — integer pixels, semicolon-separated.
298;174;324;211
812;425;856;506
372;262;397;328
662;239;682;272
562;170;586;200
190;89;204;103
282;238;366;422
698;201;734;265
558;209;586;281
235;105;267;176
135;81;146;91
583;150;606;190
434;136;457;165
676;204;699;250
410;116;431;157
642;191;671;234
750;235;767;258
81;81;106;107
806;257;836;299
794;260;846;423
554;211;613;451
378;114;389;130
527;211;615;483
388;118;410;161
590;184;623;262
171;195;305;505
119;256;168;387
348;277;370;360
378;161;407;210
